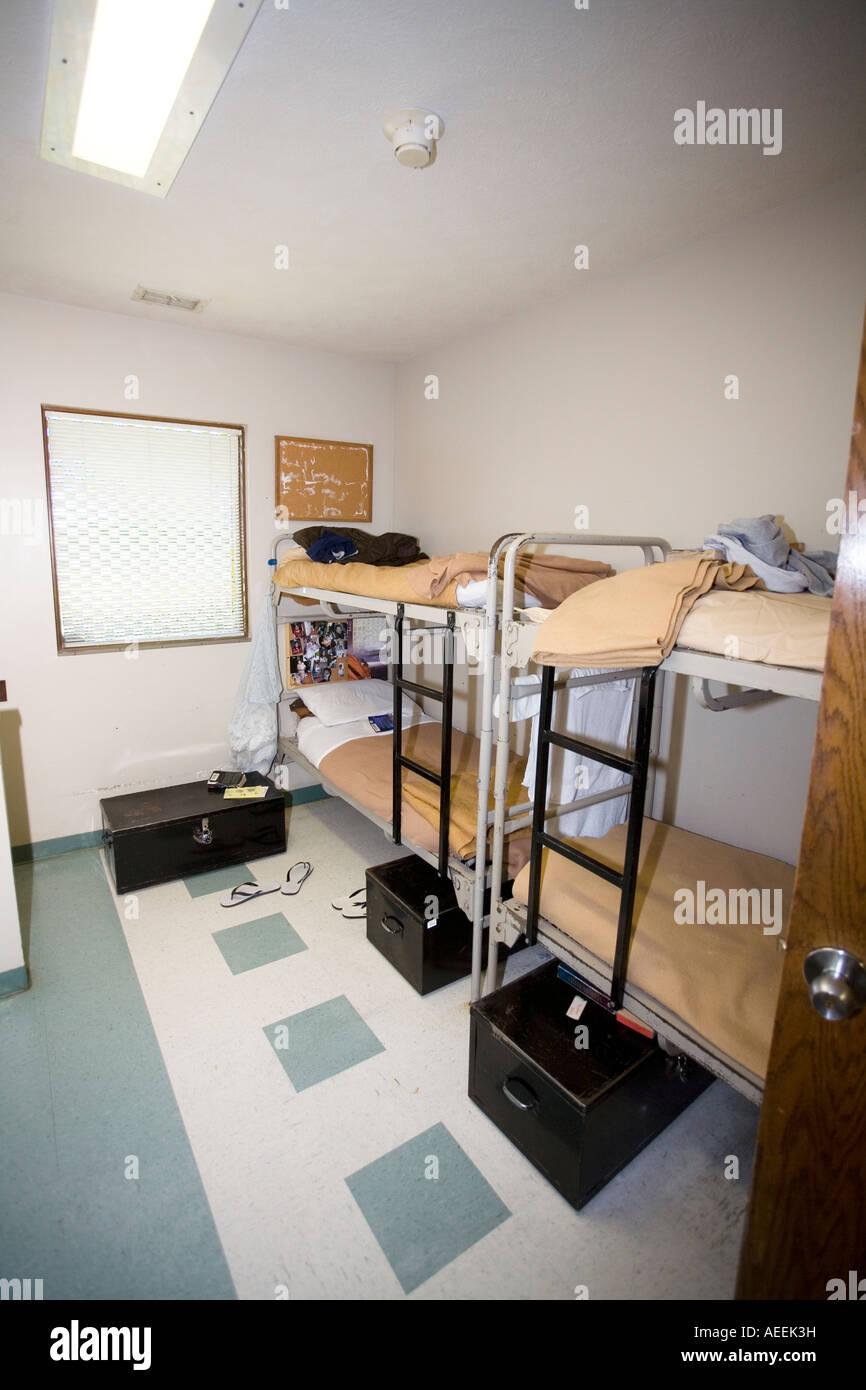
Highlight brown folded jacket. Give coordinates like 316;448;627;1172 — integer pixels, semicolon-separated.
407;552;614;609
532;555;759;668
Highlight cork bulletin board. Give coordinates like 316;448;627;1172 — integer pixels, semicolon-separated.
275;434;373;522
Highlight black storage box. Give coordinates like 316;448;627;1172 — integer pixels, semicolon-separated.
469;960;712;1210
365;854;488;995
100;775;287;894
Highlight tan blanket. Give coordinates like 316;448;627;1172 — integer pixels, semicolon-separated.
275;551;612;611
274;556;463;607
512;818;794;1081
400;735;527;862
407;552;614;608
532;555;758;668
318;722;530;872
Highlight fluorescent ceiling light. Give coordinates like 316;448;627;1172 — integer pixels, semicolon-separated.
41;0;262;197
72;0;217;177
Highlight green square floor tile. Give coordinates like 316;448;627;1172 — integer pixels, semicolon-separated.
346;1122;510;1293
212;913;306;975
185;863;261;898
264;995;384;1092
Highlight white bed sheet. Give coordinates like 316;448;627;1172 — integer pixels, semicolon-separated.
455;578;541;609
295;708;437;768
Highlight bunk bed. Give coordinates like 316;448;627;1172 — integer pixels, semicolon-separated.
269;532;655;995
270;532;536;992
480;533;830;1104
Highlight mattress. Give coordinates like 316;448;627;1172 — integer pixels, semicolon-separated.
512;818;795;1081
675;588;830;671
306;717;530;873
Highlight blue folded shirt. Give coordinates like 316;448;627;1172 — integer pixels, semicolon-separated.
306;530;359;564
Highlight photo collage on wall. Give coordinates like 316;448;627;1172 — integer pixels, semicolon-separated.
286;620;352;687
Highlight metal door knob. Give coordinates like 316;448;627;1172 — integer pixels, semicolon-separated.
803;948;866;1021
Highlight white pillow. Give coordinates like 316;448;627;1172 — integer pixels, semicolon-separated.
295;678;417;727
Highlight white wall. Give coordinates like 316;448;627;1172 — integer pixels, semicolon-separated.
0;293;395;845
394;174;866;863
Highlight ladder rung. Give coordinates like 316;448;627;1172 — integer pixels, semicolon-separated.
542;729;638;778
538;830;624;889
395;676;444;702
555;963;618;1013
397;756;441;786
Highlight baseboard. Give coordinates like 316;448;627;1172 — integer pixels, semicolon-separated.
286;785;331;806
0;964;30;998
12;830;104;864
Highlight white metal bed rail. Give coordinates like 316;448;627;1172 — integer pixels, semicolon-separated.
473;532;671;1000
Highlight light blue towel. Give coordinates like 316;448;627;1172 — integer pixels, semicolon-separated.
227;594;284;775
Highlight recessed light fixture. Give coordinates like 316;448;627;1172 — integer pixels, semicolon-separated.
72;0;217;177
41;0;262;197
382;109;444;168
131;285;206;311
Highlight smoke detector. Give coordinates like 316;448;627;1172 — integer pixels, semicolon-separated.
382;109;444;168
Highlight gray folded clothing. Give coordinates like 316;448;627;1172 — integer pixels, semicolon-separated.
717;515;790;568
705;515;835;596
787;549;836;597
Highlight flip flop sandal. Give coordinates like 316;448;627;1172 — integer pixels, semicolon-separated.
282;861;313;896
220;881;280;908
331;887;366;912
342;900;367;919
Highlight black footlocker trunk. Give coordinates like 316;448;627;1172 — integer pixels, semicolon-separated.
365;854;489;995
100;775;287;894
469;960;713;1210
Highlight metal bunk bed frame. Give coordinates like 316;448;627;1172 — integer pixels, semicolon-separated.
270;530;675;1000
268;532;527;968
481;532;671;1001
482;531;826;1100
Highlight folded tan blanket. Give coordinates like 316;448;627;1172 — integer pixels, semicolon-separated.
531;556;758;668
274;555;463;607
407;553;614;609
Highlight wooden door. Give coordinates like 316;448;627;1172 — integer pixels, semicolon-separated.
736;310;866;1299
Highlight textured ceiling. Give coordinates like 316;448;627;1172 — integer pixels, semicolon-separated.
1;0;864;360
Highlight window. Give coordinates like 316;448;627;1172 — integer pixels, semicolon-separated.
42;407;247;652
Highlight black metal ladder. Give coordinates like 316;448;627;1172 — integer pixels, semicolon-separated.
524;662;658;1012
391;603;456;879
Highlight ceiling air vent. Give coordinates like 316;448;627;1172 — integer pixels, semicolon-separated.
131;285;205;311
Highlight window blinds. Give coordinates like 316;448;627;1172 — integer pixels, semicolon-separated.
44;410;246;649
